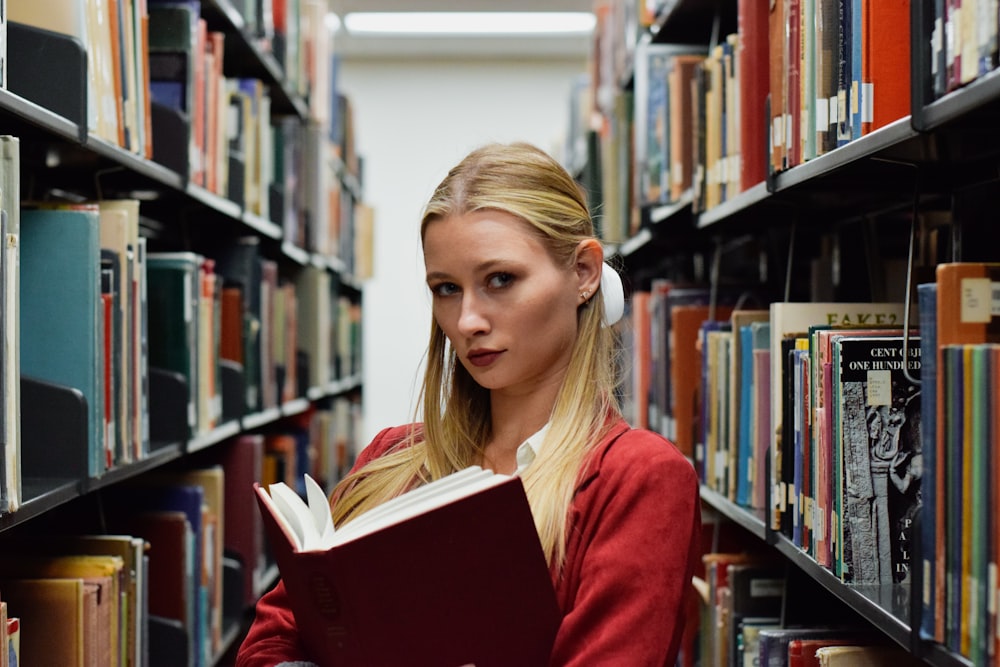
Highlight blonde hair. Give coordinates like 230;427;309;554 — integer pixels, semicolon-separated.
330;142;623;569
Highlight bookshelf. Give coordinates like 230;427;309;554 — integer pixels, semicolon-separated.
0;1;367;665
585;1;1000;666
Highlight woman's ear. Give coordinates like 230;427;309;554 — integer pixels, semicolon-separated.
575;238;603;298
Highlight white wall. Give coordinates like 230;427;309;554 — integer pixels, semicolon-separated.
336;56;588;444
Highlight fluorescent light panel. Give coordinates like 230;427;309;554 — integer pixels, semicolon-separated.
343;12;596;36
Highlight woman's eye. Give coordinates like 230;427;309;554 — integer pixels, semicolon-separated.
487;272;514;289
431;282;459;297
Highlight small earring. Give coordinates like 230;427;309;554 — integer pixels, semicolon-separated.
581;291;589;300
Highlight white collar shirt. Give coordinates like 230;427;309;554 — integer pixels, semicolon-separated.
514;423;550;476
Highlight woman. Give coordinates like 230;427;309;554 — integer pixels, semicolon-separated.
236;142;701;666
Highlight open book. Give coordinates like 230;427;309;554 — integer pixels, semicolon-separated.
254;467;561;667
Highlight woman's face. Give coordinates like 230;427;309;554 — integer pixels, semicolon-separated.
423;210;585;397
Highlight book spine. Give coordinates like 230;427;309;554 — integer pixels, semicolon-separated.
918;282;939;642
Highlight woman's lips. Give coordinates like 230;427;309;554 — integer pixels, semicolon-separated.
468;350;502;367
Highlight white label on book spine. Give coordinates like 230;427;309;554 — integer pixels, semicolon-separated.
866;370;892;406
989;563;997;615
816;98;829;129
932;21;941;77
862;83;874;123
960;277;995;322
829;97;838;126
946;13;956;64
184;274;193;323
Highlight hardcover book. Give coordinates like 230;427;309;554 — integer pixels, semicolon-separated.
834;335;921;585
255;468;560;667
20;204;105;477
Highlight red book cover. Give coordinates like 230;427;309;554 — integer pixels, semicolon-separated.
124;510;191;623
737;0;769;190
217;434;265;604
255;473;560;667
631;290;652;429
273;0;288;34
220;286;244;365
670;304;734;459
861;0;910;135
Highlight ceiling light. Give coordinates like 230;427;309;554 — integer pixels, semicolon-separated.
342;12;596;36
326;13;342;33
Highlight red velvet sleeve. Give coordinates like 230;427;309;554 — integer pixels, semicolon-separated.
549;429;701;667
234;425;414;667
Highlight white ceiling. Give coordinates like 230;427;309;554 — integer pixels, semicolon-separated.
325;0;596;60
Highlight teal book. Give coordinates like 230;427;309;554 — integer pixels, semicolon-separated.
20;205;105;477
970;344;990;666
146;252;203;437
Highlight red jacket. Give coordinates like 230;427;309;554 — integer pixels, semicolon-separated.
237;417;701;666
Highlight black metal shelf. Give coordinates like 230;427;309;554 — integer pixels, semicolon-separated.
698;486;767;541
0;89;82;143
919;67;1000;132
0;479;81;532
